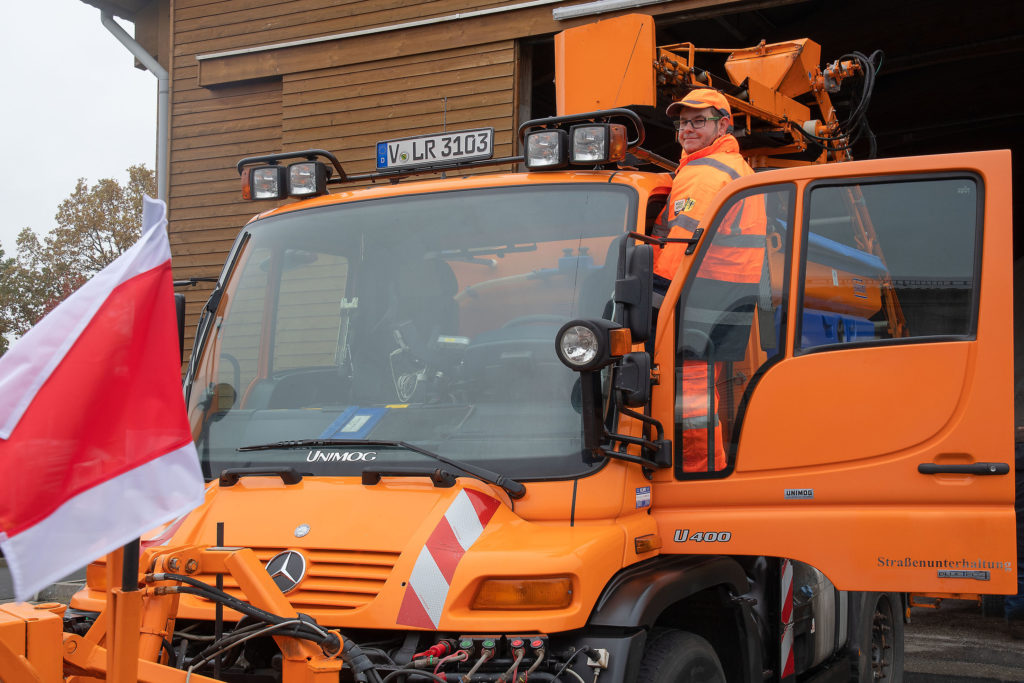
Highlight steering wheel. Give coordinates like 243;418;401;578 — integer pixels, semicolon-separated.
501;314;570;328
679;327;716;360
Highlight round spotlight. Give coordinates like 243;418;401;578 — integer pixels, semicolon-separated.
555;319;626;372
560;325;600;367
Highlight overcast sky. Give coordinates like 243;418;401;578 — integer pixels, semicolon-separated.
0;1;156;254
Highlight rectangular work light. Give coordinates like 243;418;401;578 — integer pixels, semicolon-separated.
570;124;628;164
524;129;569;170
288;161;328;197
241;165;288;200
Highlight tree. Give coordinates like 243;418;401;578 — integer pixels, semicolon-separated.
0;165;155;355
52;164;156;275
0;246;13;355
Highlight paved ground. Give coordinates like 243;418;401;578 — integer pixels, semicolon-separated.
2;560;1022;681
905;599;1024;682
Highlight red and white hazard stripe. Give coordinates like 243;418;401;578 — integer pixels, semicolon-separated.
397;488;501;629
780;558;795;680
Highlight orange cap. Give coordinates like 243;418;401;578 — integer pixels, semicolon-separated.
666;88;731;119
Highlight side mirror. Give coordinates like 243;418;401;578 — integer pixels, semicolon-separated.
212;382;237;412
174;293;186;362
615;242;653;343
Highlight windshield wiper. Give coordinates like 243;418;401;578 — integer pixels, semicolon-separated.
237;439;526;499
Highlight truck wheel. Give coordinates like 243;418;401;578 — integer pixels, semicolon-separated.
851;592;904;683
636;629;726;683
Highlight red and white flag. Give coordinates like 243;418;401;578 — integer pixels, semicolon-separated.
0;197;204;602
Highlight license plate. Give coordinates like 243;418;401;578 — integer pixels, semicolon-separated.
376;128;494;171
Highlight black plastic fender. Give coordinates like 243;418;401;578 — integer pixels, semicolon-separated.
585;555;760;683
589;554;751;627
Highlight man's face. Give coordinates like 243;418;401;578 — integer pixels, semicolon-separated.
676;106;730;155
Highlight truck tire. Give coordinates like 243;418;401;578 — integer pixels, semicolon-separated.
636;629;726;683
849;592;904;683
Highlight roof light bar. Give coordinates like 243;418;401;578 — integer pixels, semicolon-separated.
240;160;332;201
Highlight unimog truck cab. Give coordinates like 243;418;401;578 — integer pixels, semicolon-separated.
60;109;1016;683
49;13;1016;683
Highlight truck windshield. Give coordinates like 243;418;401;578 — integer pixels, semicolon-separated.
185;184;637;480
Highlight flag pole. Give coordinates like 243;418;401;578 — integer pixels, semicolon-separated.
121;538;140;592
107;538;143;682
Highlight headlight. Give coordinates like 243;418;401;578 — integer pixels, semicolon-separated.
555;319;631;372
288;161;328;197
570;123;627;165
559;325;600;367
524;129;568;169
241;165;287;200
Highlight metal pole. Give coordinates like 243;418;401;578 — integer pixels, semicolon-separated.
121;538;140;591
99;11;169;203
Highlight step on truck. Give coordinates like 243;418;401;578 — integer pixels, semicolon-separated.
3;12;1016;683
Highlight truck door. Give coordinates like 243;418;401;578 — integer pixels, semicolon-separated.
651;150;1017;594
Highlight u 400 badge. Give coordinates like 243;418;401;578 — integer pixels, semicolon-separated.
673;529;732;543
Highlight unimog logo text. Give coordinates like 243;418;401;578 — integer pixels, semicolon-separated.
306;450;377;462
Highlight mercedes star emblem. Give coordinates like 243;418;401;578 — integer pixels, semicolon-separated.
265;550;307;594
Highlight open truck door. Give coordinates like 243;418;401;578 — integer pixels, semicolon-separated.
652;149;1017;594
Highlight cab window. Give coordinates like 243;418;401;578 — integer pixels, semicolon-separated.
798;176;979;351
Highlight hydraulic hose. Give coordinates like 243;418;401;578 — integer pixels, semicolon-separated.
798;50;884;158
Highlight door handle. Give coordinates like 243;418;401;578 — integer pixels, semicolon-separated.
918;462;1010;475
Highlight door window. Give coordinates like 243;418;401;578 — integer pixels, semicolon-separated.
799;177;979;350
675;185;794;477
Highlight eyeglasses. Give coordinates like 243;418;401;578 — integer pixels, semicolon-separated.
673;116;723;131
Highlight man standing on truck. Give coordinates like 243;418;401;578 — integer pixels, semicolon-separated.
652;88;766;472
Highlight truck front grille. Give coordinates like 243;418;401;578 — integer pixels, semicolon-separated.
195;546;400;612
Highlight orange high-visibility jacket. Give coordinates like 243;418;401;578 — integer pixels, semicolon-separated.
653;134;762;281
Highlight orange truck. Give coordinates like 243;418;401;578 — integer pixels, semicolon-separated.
2;13;1016;683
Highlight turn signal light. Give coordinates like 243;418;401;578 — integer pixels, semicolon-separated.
634;534;662;554
608;327;633;357
471;577;573;610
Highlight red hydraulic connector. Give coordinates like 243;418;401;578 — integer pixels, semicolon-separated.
415;639;459;660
